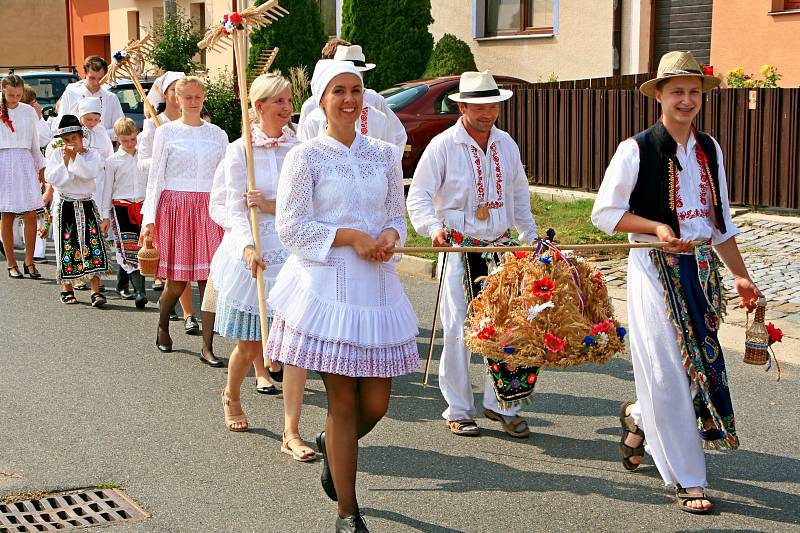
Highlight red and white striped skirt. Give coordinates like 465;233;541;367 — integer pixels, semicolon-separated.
154;190;223;281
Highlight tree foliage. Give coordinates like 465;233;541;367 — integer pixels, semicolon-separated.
248;0;327;78
423;33;477;78
341;0;434;91
204;73;241;141
148;8;204;73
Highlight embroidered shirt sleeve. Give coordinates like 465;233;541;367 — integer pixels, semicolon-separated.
68;149;102;181
592;139;639;235
407;139;445;239
275;146;337;263
44;148;70;188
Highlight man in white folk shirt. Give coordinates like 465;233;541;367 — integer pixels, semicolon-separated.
54;56;124;141
407;71;540;438
298;45;407;152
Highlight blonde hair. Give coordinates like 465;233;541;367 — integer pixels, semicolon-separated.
249;73;290;108
114;116;138;137
175;76;205;96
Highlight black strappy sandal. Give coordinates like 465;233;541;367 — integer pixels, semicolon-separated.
90;292;107;308
619;401;645;471
8;266;23;279
24;264;42;279
60;290;78;304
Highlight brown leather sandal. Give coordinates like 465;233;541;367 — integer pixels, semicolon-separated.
484;409;530;438
675;485;713;514
221;390;248;432
447;419;480;436
619;401;645;471
281;432;318;462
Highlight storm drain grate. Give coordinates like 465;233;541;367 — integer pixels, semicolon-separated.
0;488;148;532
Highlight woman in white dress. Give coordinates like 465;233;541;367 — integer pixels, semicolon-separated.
213;74;311;455
140;77;228;363
265;61;419;532
0;75;46;278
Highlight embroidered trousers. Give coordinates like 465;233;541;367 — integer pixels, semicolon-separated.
437;251;519;422
626;248;707;488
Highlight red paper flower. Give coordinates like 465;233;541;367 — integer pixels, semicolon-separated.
526;374;537;384
531;277;556;300
229;12;243;25
766;322;783;344
452;232;463;244
544;332;565;352
590;320;613;335
477;324;496;340
514;251;527;259
554;251;564;262
593;271;604;287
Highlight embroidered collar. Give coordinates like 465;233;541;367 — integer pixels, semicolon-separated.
251;124;296;148
319;131;363;153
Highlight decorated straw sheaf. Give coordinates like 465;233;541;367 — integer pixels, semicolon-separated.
198;1;288;53
101;34;155;85
464;248;627;368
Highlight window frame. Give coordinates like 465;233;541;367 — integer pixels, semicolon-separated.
769;0;800;14
484;0;555;37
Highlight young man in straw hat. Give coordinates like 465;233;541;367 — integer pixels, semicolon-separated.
591;51;762;514
407;71;539;438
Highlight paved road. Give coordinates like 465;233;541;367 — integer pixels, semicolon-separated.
1;254;799;532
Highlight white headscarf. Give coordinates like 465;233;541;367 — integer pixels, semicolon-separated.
310;59;363;105
146;71;186;108
77;97;102;118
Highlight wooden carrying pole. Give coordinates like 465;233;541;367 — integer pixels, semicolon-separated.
391;241;705;255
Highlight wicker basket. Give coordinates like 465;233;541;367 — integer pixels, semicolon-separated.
464;249;625;368
743;297;769;365
137;239;159;277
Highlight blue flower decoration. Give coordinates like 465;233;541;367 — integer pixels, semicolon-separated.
583;335;596;346
113;51;125;62
616;326;627;341
503;346;515;354
539;255;552;265
94;249;101;256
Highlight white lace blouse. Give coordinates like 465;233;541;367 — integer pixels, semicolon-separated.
0;103;45;170
141;120;228;226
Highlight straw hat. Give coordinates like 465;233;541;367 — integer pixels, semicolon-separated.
640;51;720;98
333;45;375;72
448;71;513;104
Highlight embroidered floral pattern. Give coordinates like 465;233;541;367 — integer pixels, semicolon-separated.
359;107;369;135
469;143;504;212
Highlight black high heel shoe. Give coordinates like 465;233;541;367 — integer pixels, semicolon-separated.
156;325;173;353
316;431;337;501
7;266;23;279
24;264;42;279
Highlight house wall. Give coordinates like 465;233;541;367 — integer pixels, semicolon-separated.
711;0;800;86
0;0;69;69
68;0;111;67
429;0;651;83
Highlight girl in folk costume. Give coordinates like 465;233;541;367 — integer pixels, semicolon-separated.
265;61;419;532
45;115;111;306
101;117;148;308
298;47;407;151
591;51;762;514
0;75;47;279
140;76;228;363
213;74;312;453
139;71;199;331
406;71;539;438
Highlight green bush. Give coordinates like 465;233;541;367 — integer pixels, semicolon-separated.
423;33;477;78
148;8;205;73
248;0;327;78
204;73;241;141
341;0;434;91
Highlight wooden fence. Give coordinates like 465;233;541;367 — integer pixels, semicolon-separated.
498;85;800;210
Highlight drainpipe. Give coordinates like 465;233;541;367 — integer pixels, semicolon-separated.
65;0;74;67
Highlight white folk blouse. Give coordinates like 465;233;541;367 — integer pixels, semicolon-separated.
141;120;228;227
0;103;45;169
407;117;538;242
44;147;103;199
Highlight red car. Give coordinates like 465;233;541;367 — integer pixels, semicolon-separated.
380;75;528;180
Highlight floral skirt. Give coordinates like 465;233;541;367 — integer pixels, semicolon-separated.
110;201;142;273
53;194;110;282
154;190;223;281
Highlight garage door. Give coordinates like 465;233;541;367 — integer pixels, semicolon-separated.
653;0;714;66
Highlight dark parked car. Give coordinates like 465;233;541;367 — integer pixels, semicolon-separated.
0;69;80;118
107;78;156;131
380;75;528;179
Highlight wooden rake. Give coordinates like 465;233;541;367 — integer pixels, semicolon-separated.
198;0;288;349
101;34;160;126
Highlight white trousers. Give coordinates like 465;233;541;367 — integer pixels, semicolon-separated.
437;252;520;422
627;248;707;488
12;216;46;257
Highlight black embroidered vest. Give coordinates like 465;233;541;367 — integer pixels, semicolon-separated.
629;121;726;238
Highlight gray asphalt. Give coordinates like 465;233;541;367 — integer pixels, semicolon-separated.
1;253;799;533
